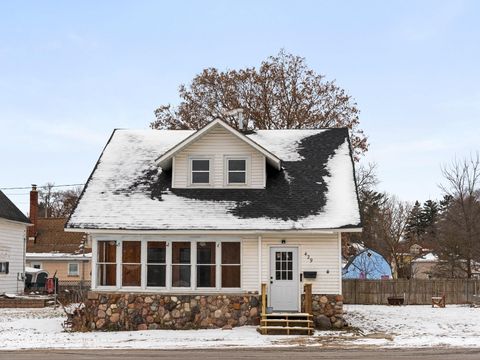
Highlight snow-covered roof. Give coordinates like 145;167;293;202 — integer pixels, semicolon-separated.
412;252;439;263
26;252;92;261
67;125;361;231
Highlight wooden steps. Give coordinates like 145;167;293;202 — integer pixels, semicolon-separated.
258;313;314;335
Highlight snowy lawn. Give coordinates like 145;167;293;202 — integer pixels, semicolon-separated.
343;304;480;348
0;305;479;350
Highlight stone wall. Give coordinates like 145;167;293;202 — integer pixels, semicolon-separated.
72;292;261;331
71;292;344;332
302;294;345;329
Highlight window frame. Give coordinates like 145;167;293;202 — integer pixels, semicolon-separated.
224;155;250;187
189;156;213;186
121;240;142;288
0;262;9;274
96;240;118;289
146;241;168;289
94;238;242;292
67;262;79;277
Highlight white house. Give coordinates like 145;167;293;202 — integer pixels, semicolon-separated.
0;190;30;294
66;119;361;332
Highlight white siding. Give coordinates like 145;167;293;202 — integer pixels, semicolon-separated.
241;238;259;292
259;234;341;294
172;125;266;188
0;218;26;294
89;232;341;295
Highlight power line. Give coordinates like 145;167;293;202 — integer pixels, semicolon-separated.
0;183;85;191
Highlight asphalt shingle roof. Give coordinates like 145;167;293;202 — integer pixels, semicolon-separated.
67;126;361;231
0;190;30;224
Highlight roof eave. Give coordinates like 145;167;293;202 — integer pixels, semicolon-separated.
155;119;282;170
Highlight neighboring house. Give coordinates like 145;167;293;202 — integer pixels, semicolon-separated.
411;252;438;279
343;249;392;280
26;185;90;285
0;190;30;294
66;118;361;331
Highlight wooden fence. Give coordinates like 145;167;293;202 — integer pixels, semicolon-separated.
342;279;480;305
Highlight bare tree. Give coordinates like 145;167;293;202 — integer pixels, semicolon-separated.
39;185;83;218
151;50;368;160
377;196;412;279
436;153;480;278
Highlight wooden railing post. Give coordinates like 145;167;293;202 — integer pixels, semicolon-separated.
261;283;267;315
304;283;312;315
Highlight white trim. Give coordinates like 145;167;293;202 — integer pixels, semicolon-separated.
67;262;80;276
268;245;300;312
94;238;243;293
257;235;262;292
188;156;214;187
224;155;250;187
156;119;282;170
338;232;342;294
66;228;361;235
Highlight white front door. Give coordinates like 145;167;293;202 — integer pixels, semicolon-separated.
269;247;299;312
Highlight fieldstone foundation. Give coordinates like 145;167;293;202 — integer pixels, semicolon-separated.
302;294;345;329
71;292;261;331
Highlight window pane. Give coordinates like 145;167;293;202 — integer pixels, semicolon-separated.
97;264;116;286
122;241;140;263
122;264;141;286
222;242;240;264
147;265;166;287
98;241;116;263
229;159;246;171
222;265;240;288
172;265;191;287
148;242;166;263
197;265;216;287
228;172;246;184
192;159;209;171
197;242;215;264
192;172;209;183
69;263;78;274
172;242;191;264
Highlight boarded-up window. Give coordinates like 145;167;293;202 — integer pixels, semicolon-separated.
97;241;116;286
221;242;240;288
122;241;141;286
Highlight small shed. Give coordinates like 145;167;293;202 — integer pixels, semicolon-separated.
343;249;392;279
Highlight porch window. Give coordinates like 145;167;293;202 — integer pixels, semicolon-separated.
197;242;216;288
97;241;117;286
191;159;210;184
147;241;166;287
122;241;141;286
227;159;247;184
172;242;191;287
221;242;241;288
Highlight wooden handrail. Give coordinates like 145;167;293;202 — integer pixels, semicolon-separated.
261;283;267;316
304;283;312;315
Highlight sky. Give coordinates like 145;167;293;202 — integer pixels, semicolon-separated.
0;0;479;213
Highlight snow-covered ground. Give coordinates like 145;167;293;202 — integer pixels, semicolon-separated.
0;305;479;350
343;304;480;348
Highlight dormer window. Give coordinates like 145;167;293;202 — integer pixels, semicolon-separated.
226;157;247;185
190;158;211;185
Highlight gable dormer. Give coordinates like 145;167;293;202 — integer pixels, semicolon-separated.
156;119;281;189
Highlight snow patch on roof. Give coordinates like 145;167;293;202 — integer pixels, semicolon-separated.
249;130;325;161
412;252;438;263
68;129;360;231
